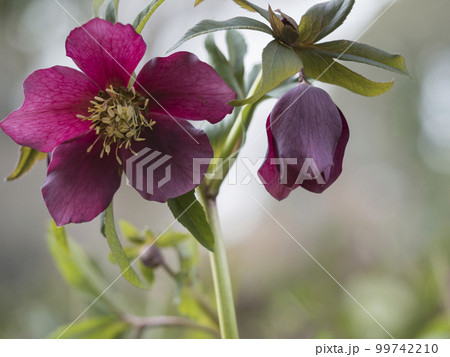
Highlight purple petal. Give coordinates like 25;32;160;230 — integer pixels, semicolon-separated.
42;132;122;226
66;18;146;89
258;116;293;200
122;114;213;202
300;109;349;193
135;52;235;123
0;66;98;152
270;84;343;188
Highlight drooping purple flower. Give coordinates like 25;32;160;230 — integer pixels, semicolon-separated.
258;83;349;200
0;18;236;225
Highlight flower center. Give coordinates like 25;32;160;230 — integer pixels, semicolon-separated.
77;85;155;163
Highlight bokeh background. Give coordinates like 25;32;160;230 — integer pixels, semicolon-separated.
1;0;450;338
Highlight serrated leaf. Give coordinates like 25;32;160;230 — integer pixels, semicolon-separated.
132;0;165;34
298;0;355;44
230;40;302;106
92;0;105;17
49;316;129;339
167;17;272;52
167;191;214;252
298;48;394;96
156;231;191;248
314;40;409;75
105;0;119;23
232;0;270;21
7;146;46;181
103;204;145;289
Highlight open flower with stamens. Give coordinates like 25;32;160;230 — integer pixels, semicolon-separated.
0;18;236;225
258;82;349;200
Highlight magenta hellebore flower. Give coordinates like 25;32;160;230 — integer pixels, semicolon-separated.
258;83;349;200
0;18;236;225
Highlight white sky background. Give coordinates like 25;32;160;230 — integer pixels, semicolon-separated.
16;0;396;243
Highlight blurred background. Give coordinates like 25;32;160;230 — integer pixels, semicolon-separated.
1;0;450;338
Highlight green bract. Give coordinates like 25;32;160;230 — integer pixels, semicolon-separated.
178;0;409;104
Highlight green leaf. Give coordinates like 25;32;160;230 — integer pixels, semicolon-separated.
314;40;409;75
103;204;145;289
47;222;108;299
246;63;262;93
194;0;205;6
232;0;270;21
226;30;247;89
298;0;355;44
105;0;119;23
418;315;450;338
139;261;155;286
92;0;105;17
7;146;46;181
167;17;272;52
132;0;164;34
49;316;129;339
156;231;191;248
119;220;144;244
205;35;244;98
230;40;302;106
177;287;215;327
167;191;215;251
298;48;394;96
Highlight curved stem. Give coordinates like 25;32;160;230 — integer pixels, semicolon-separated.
203;196;239;339
123;314;220;338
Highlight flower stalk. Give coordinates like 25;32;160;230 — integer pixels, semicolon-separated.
202;194;239;339
204;69;262;197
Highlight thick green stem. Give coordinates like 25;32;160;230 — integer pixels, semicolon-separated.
204;70;263;196
204;196;239;339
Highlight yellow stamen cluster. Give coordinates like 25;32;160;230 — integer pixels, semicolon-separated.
77;85;155;163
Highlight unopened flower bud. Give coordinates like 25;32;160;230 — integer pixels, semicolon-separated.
140;245;164;268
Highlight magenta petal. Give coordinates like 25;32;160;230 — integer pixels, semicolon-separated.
42;132;122;226
135;52;236;123
258;116;293;200
122;114;213;202
66;18;146;89
300;109;349;193
0;66;98;152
